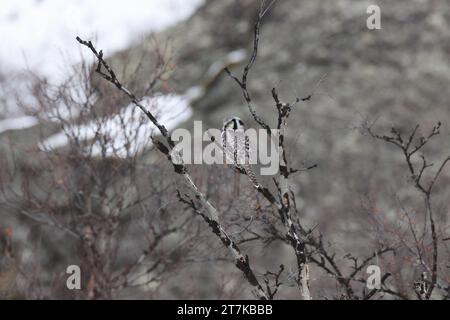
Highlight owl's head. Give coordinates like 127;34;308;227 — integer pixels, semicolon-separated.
223;117;245;131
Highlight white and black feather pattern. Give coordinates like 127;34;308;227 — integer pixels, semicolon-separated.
222;117;248;167
221;117;258;187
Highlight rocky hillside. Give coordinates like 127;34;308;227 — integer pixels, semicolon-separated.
1;0;449;299
120;0;450;233
114;0;450;297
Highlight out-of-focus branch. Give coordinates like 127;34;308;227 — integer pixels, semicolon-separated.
367;121;450;299
263;264;284;299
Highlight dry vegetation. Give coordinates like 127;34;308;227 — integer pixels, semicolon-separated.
0;1;449;300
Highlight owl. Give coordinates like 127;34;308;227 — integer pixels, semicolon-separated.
221;117;258;188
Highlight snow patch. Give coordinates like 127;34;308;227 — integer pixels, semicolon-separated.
39;94;192;157
0;0;204;81
183;86;205;101
0;116;39;134
207;49;247;77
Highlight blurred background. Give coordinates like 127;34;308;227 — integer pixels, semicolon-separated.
0;0;449;299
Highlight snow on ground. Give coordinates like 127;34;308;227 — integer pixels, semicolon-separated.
0;116;39;134
206;49;247;78
39;94;193;157
0;0;204;81
0;0;203;149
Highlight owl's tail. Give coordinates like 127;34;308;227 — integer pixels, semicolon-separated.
243;164;259;189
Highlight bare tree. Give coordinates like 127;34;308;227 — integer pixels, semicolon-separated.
365;121;450;299
0;46;201;299
75;0;401;300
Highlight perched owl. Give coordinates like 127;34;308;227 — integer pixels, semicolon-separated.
221;117;258;188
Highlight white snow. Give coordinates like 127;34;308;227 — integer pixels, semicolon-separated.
39;94;193;157
183;86;205;101
0;0;204;81
0;1;203;147
206;49;247;78
0;116;39;134
226;49;248;65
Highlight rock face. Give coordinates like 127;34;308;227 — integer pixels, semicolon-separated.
125;0;450;223
144;0;450;125
112;0;450;298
